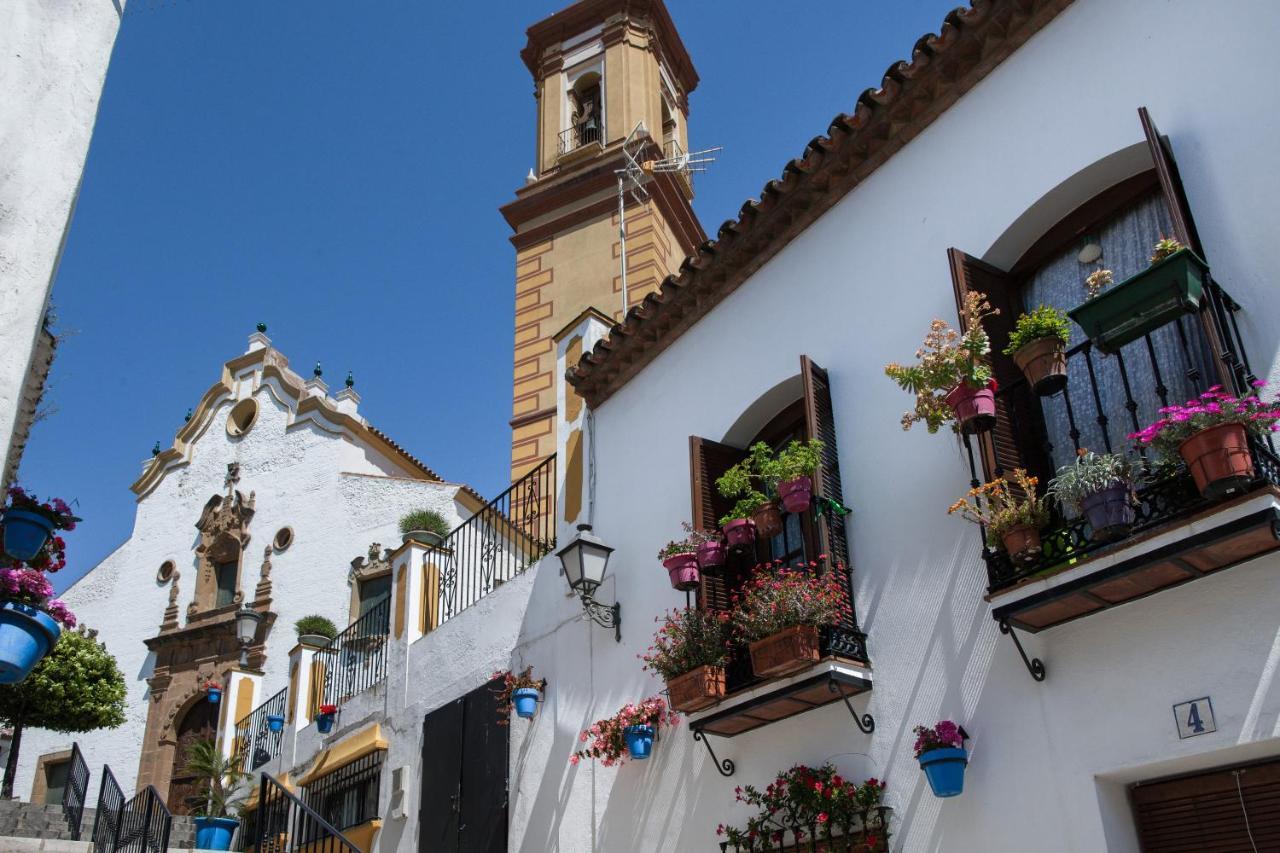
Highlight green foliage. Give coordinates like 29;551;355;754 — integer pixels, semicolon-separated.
772;439;823;482
641;608;730;681
1047;450;1140;511
398;508;450;537
1003;305;1071;355
719;494;768;528
0;629;126;733
1150;236;1184;264
715;440;822;524
294;614;337;640
182;739;250;818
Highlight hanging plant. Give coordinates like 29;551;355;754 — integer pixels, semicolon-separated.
717;764;889;851
0;568;77;684
570;697;678;766
2;487;77;566
491;667;547;723
913;721;969;798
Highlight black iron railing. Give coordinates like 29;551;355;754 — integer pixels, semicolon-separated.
63;742;89;841
236;687;288;773
718;806;891;851
245;773;360;852
302;751;384;833
317;594;391;707
90;764;124;853
557;122;602;154
434;454;556;627
112;785;171;853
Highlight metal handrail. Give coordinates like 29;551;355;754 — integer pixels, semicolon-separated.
114;785;171;853
316;594;391;707
248;772;360;852
558;123;602;154
235;687;288;772
91;764;124;853
63;742;89;841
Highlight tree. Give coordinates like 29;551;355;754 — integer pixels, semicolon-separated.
182;739;249;817
0;628;127;798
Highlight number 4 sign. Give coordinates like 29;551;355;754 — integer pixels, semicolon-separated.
1173;697;1217;739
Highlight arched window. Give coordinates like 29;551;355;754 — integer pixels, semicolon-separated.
567;72;602;148
207;535;241;609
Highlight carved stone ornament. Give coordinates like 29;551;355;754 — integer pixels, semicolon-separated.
189;463;256;616
349;542;391;586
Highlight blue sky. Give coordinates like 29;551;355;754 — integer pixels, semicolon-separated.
27;0;960;592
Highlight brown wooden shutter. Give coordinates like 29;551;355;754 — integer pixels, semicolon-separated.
1131;759;1280;851
689;436;745;611
800;357;849;570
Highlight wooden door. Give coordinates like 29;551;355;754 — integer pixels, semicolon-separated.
419;698;464;853
166;698;219;815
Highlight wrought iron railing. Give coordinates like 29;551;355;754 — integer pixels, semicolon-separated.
63;742;89;841
91;764;125;853
110;784;171;853
557;122;601;154
434;454;556;627
968;277;1279;592
236;687;288;773
244;773;359;852
302;751;384;833
718;806;891;851
317;594;391;707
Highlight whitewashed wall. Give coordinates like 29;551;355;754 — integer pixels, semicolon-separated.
505;1;1280;851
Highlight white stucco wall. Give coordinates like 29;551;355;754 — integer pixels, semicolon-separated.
503;1;1280;851
0;0;125;478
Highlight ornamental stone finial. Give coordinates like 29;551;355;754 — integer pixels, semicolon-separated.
345;371;354;389
151;441;161;457
313;362;323;378
256;322;267;334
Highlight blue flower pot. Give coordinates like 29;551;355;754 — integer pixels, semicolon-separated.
919;747;968;798
267;714;285;733
623;724;654;760
194;816;239;851
0;601;60;684
316;712;335;733
512;687;541;719
206;688;221;704
2;509;54;563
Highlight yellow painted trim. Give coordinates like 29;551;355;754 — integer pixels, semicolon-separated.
296;724;388;787
339;818;382;852
394;564;406;639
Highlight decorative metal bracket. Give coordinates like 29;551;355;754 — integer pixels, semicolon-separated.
999;619;1046;682
692;728;735;777
827;677;874;734
582;596;622;643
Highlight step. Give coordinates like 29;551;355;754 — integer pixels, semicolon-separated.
0;840;223;853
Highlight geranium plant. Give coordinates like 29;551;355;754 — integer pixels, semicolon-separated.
0;569;75;628
912;720;966;757
884;290;999;432
947;469;1049;547
490;666;546;724
570;697;678;767
4;488;78;532
1003;305;1070;356
731;558;847;643
1129;383;1280;457
656;536;697;561
716;764;888;851
318;703;338;716
640;607;730;681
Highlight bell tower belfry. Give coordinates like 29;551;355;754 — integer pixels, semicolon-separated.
502;0;705;480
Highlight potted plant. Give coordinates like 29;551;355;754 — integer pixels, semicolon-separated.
1130;382;1280;499
1069;236;1208;354
684;523;726;571
399;508;451;546
294;614;337;648
657;536;700;592
717;444;783;539
913;720;968;798
266;713;285;733
186;739;249;851
203;678;223;704
0;568;75;684
1004;305;1071;396
2;488;77;564
717;764;889;851
772;439;824;514
641;607;730;713
315;703;337;733
491;666;547;722
885;290;999;434
732;558;846;678
1048;450;1141;542
570;696;678;766
948;469;1050;563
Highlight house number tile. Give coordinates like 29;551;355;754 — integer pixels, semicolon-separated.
1173;696;1217;739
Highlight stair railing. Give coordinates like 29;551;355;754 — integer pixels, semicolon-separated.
90;764;124;853
247;772;359;852
63;741;90;841
112;784;171;853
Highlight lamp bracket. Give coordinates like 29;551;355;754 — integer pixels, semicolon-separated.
581;596;621;643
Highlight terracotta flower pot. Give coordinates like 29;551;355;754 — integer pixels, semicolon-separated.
1080;484;1134;542
748;625;820;678
944;383;996;434
1012;337;1068;397
722;518;756;550
1000;524;1042;564
777;476;813;514
1179;423;1254;500
666;664;726;713
662;553;700;591
752;501;784;539
695;539;726;570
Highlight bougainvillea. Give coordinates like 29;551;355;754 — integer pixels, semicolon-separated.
730;557;848;643
570;697;678;767
639;607;730;681
912;720;965;758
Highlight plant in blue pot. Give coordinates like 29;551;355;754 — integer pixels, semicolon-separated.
572;696;678;767
491;666;546;722
316;703;337;733
186;739;249;851
266;713;285;733
0;568;77;684
203;679;223;705
913;720;969;798
2;487;77;565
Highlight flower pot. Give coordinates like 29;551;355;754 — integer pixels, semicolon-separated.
1179;423;1254;500
777;476;814;514
1068;248;1206;355
999;524;1041;564
194;816;240;851
266;714;285;733
402;530;445;547
623;724;654;760
944;383;996;435
1;509;54;563
662;553;701;591
298;633;332;648
722;518;756;550
695;538;726;570
1080;484;1134;542
512;687;541;719
316;712;335;734
206;687;221;705
0;602;61;684
1011;337;1068;397
666;664;726;713
752;501;784;539
748;625;820;678
918;747;968;798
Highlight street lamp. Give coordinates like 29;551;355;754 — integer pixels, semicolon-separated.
556;523;621;642
234;604;262;667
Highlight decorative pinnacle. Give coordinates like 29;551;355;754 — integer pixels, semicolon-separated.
313;362;323;378
184;408;193;423
345;371;354;389
256;322;267;334
151;441;161;457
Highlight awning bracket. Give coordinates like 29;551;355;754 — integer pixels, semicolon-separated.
1000;618;1047;682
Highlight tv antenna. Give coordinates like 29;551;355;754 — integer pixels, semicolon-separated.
615;121;721;315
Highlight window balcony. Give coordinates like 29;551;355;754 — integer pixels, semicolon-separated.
557;122;602;158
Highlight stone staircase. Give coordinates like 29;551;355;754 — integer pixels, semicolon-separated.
0;800;202;850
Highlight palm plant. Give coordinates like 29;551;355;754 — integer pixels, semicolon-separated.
184;739;250;819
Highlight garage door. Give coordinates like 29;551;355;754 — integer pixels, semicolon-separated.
1131;758;1280;851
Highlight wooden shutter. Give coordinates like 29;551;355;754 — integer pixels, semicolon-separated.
689;436;746;611
1131;759;1280;851
419;698;464;853
800;357;849;570
459;679;508;853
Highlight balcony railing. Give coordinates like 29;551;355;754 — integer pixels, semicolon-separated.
236;687;288;772
557;122;601;154
433;454;556;627
316;594;391;707
302;751;384;834
244;773;360;853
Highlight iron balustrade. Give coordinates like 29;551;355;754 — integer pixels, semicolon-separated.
63;742;89;842
104;784;171;853
236;687;288;772
557;122;601;154
246;772;360;852
316;594;391;708
718;806;891;852
965;276;1279;592
302;751;384;833
434;454;556;627
91;764;124;853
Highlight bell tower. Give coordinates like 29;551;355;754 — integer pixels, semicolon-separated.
502;0;705;480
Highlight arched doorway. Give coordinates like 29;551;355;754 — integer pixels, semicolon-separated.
167;697;220;814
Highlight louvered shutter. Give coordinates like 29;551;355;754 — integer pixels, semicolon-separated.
800;357;849;570
689;436;745;611
1131;759;1280;851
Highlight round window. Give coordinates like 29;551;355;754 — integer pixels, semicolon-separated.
157;560;176;583
273;527;294;552
226;398;258;437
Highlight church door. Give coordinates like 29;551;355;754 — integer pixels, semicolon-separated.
167;698;220;815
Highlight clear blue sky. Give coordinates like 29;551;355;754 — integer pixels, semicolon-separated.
26;0;960;592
